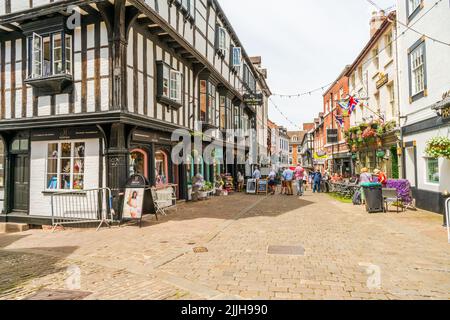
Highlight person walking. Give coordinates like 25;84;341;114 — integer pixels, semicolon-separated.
303;171;309;192
283;167;294;195
268;168;277;195
237;171;245;192
313;170;322;193
294;164;305;196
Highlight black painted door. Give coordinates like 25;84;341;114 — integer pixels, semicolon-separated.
12;154;30;212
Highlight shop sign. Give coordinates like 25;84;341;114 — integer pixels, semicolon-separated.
31;126;101;141
133;130;172;144
243;93;263;106
376;73;389;89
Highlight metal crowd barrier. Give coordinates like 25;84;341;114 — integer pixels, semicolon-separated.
51;188;114;232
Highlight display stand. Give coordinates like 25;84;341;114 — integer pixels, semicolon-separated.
257;179;269;195
121;174;153;228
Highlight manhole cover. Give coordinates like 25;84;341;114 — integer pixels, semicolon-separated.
23;289;92;300
268;245;305;256
193;247;208;253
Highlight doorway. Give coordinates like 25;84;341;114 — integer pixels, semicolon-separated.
11;154;30;212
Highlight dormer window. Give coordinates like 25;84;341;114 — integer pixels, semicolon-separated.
156;61;183;109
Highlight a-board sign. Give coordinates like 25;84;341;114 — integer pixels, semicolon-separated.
246;179;257;194
257;179;269;195
122;174;151;227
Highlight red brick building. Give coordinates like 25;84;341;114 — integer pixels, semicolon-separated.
321;66;353;177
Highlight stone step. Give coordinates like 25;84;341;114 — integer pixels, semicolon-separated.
0;223;30;234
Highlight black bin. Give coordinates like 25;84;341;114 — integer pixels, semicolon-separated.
362;183;384;213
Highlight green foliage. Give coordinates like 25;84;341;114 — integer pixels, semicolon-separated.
390;146;399;179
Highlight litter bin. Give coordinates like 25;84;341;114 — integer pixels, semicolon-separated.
362;182;383;213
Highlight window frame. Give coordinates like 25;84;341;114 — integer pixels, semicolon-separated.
45;141;86;192
156;61;183;109
28;31;73;80
425;157;439;184
406;0;423;22
408;38;427;102
216;26;228;58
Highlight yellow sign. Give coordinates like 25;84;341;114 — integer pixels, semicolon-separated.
442;105;450;120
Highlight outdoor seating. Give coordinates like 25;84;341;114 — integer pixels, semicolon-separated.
382;188;403;213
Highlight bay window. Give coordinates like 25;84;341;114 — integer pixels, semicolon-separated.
216;26;228;57
157;61;183;108
46;142;85;191
28;31;72;79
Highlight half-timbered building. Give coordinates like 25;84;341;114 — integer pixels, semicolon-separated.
0;0;271;224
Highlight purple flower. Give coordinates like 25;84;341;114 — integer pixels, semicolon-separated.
387;179;413;204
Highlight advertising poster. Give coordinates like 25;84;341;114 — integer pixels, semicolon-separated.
122;188;145;219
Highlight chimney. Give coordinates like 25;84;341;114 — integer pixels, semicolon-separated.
370;10;386;37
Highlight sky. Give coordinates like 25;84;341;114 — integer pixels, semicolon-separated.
220;0;396;131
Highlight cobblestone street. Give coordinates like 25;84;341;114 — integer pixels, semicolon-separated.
0;192;449;300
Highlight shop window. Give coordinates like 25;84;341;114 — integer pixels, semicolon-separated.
156;61;183;109
155;151;169;186
46;142;85;191
129;149;148;178
426;158;439;184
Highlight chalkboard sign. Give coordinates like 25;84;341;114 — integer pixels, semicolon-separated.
257;180;269;195
246;179;257;194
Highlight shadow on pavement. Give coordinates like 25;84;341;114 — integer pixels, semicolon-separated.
138;193;315;228
0;234;30;249
0;246;79;298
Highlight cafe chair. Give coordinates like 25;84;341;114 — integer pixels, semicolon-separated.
382;188;403;213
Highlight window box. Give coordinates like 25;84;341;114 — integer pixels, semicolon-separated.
156;61;183;109
24;73;73;96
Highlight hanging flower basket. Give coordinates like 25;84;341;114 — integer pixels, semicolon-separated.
376;150;386;159
352;153;358;160
425;137;450;159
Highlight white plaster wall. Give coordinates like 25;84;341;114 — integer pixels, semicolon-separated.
29;139;101;217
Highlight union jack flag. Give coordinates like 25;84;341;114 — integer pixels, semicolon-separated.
335;114;344;127
348;96;359;115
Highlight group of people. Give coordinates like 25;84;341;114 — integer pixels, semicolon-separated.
252;165;311;196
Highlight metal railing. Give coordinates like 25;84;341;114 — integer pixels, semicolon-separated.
446;198;450;244
51;188;114;232
329;182;359;199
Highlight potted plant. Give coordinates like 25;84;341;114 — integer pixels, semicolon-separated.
199;181;214;199
425;137;450;159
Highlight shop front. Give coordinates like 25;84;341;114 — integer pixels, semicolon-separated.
0;126;104;224
129;128;186;200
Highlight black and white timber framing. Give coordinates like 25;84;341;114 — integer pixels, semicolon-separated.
0;0;271;224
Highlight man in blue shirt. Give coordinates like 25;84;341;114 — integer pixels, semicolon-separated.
252;166;262;180
282;167;294;196
313;170;322;193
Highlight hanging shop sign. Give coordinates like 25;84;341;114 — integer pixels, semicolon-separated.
243;93;263;106
31;126;101;141
327;129;339;144
376;73;389;89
